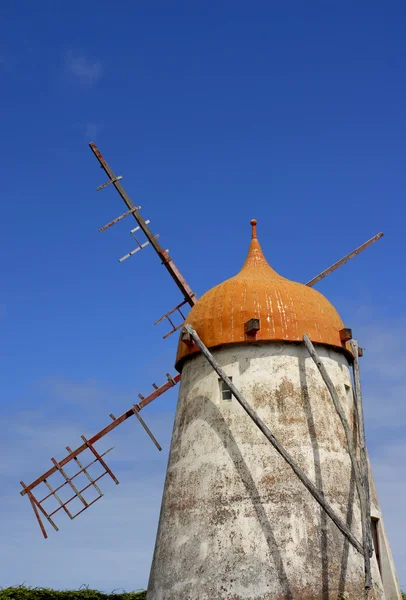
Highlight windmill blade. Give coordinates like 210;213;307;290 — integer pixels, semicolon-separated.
20;372;181;538
89;143;196;307
305;232;384;288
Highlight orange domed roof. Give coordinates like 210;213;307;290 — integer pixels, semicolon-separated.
175;220;348;371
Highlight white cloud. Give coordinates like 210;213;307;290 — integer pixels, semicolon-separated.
85;123;101;140
38;376;119;407
65;51;103;87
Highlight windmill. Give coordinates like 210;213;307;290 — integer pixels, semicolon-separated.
20;144;401;600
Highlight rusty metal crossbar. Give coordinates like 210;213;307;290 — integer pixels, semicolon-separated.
47;474;107;518
20;373;181;538
99;207;141;232
155;300;189;339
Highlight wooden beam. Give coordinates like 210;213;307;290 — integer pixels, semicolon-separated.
350;339;374;560
303;334;372;592
184;324;364;556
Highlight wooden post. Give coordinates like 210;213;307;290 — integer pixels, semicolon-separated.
184;324;364;556
350;339;373;559
303;334;372;593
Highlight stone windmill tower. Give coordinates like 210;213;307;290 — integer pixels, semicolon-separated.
147;221;401;600
20;145;401;600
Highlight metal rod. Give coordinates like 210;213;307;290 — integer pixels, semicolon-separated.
305;232;384;287
96;175;123;191
185;324;364;555
66;445;104;497
303;334;371;590
48;473;107;516
162;322;184;339
130;220;150;234
89;143;197;306
154;300;188;325
81;436;119;485
69;495;103;519
99;207;140;232
51;458;88;507
20;375;181;496
44;479;73;519
119;237;161;262
132;407;162;451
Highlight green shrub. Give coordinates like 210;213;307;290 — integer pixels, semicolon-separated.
0;586;146;600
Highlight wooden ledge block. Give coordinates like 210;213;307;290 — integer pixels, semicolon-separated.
339;328;353;343
245;318;261;335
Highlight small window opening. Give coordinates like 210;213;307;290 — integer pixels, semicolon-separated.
219;377;233;401
371;517;382;575
344;383;353;404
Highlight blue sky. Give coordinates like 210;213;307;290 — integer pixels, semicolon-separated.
1;0;405;593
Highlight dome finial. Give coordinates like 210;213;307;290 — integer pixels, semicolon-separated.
250;219;257;239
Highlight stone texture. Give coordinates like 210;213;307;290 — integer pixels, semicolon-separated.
147;342;397;600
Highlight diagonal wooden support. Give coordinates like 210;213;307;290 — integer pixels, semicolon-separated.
81;436;119;485
66;445;104;498
43;479;74;520
109;410;162;451
303;334;372;594
350;340;374;555
51;458;88;508
184;324;364;556
20;481;59;538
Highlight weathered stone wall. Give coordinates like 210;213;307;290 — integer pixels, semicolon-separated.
147;341;388;600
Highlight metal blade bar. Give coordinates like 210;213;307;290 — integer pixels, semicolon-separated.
305;232;384;287
155;300;188;339
89;143;197;306
155;299;188;325
119;235;160;262
97;175;123;191
130;220;150;234
99;207;141;232
162;322;184;339
70;495;103;519
119;240;151;262
66;445;104;498
20;373;181;497
131;406;162;451
51;458;88;507
81;436;119;485
44;479;74;520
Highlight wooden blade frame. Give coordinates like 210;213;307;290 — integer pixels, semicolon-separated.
89;142;197;307
20;374;180;538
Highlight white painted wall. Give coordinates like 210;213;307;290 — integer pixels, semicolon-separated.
147;341;399;600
